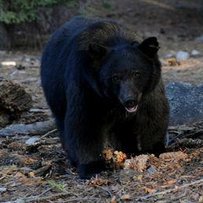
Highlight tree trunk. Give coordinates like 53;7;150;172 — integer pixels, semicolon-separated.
0;79;32;127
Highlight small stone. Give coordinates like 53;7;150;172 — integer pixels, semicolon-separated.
121;194;131;201
191;50;200;57
147;165;157;175
25;136;40;145
20;167;32;174
176;51;190;61
25;57;31;62
15;199;25;203
164;50;176;58
0;187;7;192
199;196;203;203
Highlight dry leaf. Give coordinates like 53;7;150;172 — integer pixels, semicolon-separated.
28;172;35;178
167;58;180;66
137;175;143;181
7;142;25;150
199;196;203;203
159;151;188;162
103;149;114;161
110;196;117;203
14;172;42;186
124;155;150;172
165;179;177;185
144;187;156;194
161;179;177;188
121;194;131;201
88;176;110;187
114;151;127;164
103;149;127;169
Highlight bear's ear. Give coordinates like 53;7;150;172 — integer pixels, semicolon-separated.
138;37;160;58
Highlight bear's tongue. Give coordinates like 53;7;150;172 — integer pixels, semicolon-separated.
125;105;138;113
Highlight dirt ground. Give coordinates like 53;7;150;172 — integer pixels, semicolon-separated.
0;0;203;202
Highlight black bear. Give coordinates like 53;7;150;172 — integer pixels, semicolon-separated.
41;16;169;179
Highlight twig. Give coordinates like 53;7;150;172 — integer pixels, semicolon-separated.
41;128;57;139
16;192;100;203
29;108;50;113
65;197;102;202
17;192;74;202
11;187;94;203
136;179;203;200
38;188;52;197
100;186;113;197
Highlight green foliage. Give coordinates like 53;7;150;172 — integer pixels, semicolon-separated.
47;180;67;192
102;0;112;10
0;0;68;24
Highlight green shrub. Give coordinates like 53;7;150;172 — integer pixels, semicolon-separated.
0;0;70;24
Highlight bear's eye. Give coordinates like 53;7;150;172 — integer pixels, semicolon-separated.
112;75;121;83
132;71;141;78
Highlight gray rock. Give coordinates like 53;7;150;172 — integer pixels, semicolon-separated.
176;51;190;61
191;49;200;57
0;187;7;192
166;82;203;126
25;136;40;145
0;187;7;193
147;165;157;175
195;35;203;42
164;50;176;58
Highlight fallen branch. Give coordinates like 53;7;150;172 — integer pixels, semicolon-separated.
13;188;94;203
9;192;74;203
168;121;203;145
0;119;55;137
136;179;203;201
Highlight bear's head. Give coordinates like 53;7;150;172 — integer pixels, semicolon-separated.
87;37;161;113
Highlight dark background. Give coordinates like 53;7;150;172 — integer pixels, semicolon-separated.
0;0;203;53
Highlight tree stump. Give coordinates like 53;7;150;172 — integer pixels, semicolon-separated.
0;78;32;127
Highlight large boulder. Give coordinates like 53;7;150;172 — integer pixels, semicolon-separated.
166;82;203;126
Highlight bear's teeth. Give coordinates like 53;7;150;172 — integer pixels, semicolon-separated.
125;105;138;113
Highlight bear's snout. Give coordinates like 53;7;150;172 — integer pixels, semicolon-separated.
124;99;136;108
118;81;141;113
123;98;138;113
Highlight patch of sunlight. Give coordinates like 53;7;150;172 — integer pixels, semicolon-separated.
1;61;16;66
141;0;175;10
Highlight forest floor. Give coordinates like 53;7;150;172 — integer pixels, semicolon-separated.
0;0;203;202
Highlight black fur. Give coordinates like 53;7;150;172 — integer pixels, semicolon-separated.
41;16;169;179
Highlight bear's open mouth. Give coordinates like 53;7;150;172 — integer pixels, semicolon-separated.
125;105;138;113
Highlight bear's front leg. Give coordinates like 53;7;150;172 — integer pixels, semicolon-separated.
63;102;106;179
